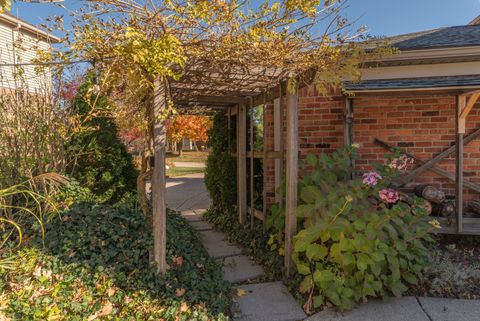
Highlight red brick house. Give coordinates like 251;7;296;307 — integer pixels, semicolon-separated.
260;18;480;235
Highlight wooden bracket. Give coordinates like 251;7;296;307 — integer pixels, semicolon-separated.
458;93;480;134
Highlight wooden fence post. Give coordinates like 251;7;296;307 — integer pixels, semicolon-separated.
237;103;247;224
284;82;298;275
152;77;167;273
456;95;466;233
249;101;255;227
344;98;354;179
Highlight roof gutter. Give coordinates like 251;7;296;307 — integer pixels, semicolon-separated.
0;13;61;43
345;85;480;94
366;46;480;65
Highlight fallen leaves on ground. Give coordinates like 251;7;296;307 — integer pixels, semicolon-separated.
236;288;247;297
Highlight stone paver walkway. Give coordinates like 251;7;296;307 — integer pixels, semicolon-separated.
306;296;480;321
167;173;480;321
167;173;306;321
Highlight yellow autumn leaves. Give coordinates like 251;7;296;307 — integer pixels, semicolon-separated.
0;0;10;13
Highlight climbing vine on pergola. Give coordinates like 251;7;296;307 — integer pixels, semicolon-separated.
50;0;389;274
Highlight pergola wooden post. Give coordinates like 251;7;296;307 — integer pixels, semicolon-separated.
284;83;299;275
237;103;247;224
456;91;480;233
249;98;255;227
152;77;168;273
344;97;354;179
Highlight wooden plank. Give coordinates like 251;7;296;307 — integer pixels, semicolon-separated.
344;98;354;179
278;85;284;210
227;106;231;151
175;95;246;105
262;103;267;229
245;150;283;159
284;85;298;275
374;138;480;193
152;77;168;274
456;95;464;233
274;97;282;204
456;133;464;233
248;207;265;221
394;126;480;186
457;95;468;134
237;103;247;224
458;93;480;133
437;217;480;235
250;102;255;228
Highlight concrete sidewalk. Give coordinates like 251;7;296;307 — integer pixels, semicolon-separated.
165;172;210;211
172;161;206;168
306;296;480;321
166;173;306;321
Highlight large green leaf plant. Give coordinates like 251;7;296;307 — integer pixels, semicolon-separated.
271;145;439;312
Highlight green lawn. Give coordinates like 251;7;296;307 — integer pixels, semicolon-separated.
167;151;209;163
167;166;205;177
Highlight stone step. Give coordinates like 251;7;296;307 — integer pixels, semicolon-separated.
189;220;214;231
198;230;242;258
217;255;264;284
180;210;204;222
233;281;307;321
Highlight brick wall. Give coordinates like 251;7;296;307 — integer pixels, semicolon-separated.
263;86;346;208
262;89;480;210
353;94;480;200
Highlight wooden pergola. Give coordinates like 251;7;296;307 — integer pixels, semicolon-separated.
151;61;305;274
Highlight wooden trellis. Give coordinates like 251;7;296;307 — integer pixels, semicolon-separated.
151;62;301;274
347;88;480;236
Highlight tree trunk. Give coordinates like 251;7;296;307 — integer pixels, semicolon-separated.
178;141;183;156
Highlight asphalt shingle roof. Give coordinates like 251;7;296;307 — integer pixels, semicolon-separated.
366;25;480;51
345;75;480;91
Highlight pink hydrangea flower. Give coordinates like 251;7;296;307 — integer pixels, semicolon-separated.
389;155;414;171
379;188;400;204
362;172;382;186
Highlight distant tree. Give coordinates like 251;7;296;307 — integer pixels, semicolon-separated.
166;115;211;153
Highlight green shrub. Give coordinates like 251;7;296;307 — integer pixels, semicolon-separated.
66;76;138;204
0;247;229;321
205;111;237;212
271;145;438;311
37;203;231;314
53;178;99;207
1;203;230;320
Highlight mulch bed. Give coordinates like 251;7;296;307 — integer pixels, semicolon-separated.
408;234;480;299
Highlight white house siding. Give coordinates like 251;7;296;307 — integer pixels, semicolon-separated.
0;19;54;92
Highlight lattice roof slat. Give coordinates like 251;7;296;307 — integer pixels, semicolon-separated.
169;60;288;109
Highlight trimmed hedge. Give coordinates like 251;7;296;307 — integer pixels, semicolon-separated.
66;77;138;204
